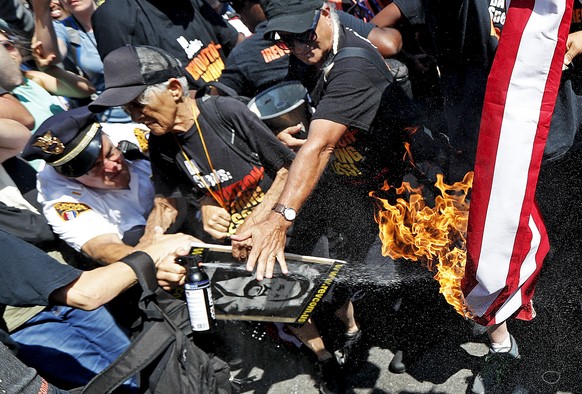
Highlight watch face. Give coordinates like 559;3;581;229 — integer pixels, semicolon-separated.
283;208;296;221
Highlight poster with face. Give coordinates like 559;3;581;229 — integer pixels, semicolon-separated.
187;242;346;323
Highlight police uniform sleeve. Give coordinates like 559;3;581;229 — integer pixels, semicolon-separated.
42;198;123;252
37;170;123;252
0;230;81;306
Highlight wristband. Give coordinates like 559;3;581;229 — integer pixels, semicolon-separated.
119;251;157;292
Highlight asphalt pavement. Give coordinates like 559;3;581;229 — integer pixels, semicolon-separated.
221;149;582;394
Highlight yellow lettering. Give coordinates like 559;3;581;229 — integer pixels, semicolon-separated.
252;188;265;203
231;212;244;224
331;162;362;176
207;61;225;81
335;147;354;164
208;42;221;59
194;57;206;72
198;48;211;66
334;146;363;164
186;60;204;80
347;146;363;161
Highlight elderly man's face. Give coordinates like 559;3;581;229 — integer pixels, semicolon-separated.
75;135;130;190
279;6;333;68
124;88;178;136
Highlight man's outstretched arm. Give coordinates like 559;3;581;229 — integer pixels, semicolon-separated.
52;229;193;310
231;119;347;280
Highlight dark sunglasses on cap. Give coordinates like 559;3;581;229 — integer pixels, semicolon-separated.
275;10;321;50
0;39;16;51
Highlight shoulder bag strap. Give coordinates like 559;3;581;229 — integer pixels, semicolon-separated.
81;252;178;393
80;315;176;394
119;251;163;319
197;97;262;166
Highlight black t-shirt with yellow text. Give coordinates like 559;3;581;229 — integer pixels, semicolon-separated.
93;0;240;88
149;96;294;234
309;26;418;189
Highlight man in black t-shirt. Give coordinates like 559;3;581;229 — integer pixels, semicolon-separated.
90;44;295;241
229;0;423;389
236;0;418;283
149;93;295;239
218;0;403;98
92;0;245;89
217;0;292;98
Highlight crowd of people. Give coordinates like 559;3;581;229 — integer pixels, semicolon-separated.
1;0;581;393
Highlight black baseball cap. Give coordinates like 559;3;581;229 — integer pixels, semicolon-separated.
89;45;185;112
22;107;103;178
261;0;324;40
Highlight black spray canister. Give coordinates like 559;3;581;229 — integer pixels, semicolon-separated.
177;249;216;332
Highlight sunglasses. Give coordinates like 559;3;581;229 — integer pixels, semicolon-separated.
275;10;321;50
0;39;16;51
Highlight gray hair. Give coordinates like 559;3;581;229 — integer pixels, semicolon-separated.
327;2;340;56
320;1;340;69
136;76;189;105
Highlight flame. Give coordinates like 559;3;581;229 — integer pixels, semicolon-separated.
370;172;474;318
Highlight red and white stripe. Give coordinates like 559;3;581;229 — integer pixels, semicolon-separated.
462;0;572;326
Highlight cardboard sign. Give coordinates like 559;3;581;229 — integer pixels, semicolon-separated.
186;242;346;323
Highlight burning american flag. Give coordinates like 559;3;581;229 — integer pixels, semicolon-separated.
372;0;573;326
462;0;573;326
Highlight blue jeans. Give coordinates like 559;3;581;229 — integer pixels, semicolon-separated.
11;305;137;391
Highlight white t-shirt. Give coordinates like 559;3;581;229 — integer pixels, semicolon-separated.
37;159;154;251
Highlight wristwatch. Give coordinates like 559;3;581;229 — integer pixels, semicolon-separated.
272;203;297;222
